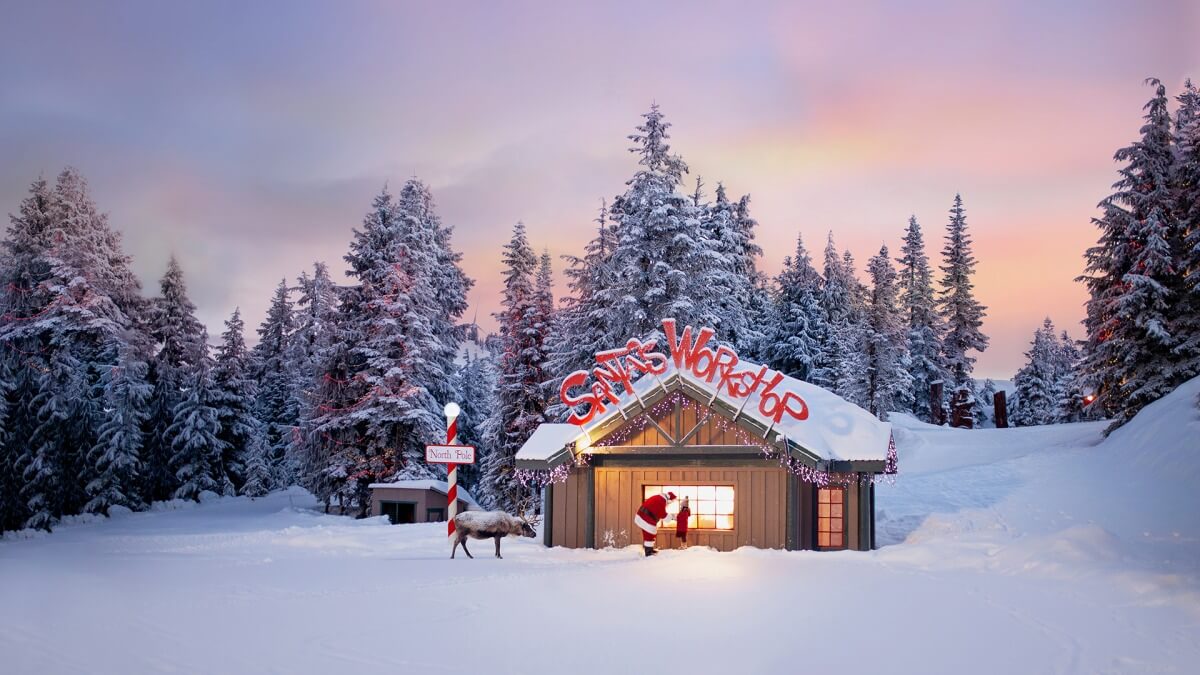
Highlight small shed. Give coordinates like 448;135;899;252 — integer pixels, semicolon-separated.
515;319;896;552
368;479;479;524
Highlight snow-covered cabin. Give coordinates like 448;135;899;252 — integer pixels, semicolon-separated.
368;479;479;524
516;320;895;551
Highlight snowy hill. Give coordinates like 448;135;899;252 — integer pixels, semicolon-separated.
2;380;1198;674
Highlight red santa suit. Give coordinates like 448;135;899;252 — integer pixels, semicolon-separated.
634;492;675;555
675;500;691;544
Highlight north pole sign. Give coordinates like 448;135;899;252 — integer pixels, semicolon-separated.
559;318;810;427
425;444;476;464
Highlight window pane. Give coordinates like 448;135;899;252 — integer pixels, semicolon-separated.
716;486;734;501
716;499;734;515
830;488;843;504
818;532;830;546
831;519;842;532
831;504;842;518
818;503;830;518
715;515;733;530
697;515;716;529
698;485;716;501
830;533;843;547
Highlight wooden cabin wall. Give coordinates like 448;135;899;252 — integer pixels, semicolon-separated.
548;467;591;549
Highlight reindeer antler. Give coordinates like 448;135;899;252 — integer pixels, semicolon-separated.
514;491;543;529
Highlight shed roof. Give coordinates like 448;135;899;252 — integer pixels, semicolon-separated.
515;354;892;471
367;479;480;509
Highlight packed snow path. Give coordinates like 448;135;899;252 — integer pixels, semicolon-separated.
3;381;1199;674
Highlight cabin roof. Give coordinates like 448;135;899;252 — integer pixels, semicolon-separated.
515;355;893;472
367;479;480;509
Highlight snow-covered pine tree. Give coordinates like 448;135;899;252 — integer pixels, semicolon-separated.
481;222;547;511
85;338;152;514
212;308;260;495
827;245;870;407
700;184;763;351
2;169;148;528
545;201;621;420
1170;79;1200;390
1012;319;1062;427
252;279;298;486
1080;78;1186;430
975;378;997;427
763;233;830;384
864;245;913;419
938;194;989;406
239;419;274;499
144;255;207;502
897;216;946;421
535;248;555;408
453;352;498;491
608;105;711;341
168;355;224;501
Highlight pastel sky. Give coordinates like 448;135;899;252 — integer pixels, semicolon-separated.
1;1;1196;379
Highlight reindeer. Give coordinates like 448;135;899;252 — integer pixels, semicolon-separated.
450;497;539;559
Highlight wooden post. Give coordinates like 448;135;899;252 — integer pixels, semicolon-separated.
993;390;1008;428
950;388;974;429
930;381;944;425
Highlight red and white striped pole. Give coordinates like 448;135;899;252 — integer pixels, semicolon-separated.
444;401;461;539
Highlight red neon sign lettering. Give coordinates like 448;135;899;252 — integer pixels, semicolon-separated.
558;319;809;427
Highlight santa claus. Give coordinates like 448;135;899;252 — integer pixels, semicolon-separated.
634;491;676;556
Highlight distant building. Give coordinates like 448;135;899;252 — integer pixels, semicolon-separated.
368;479;479;524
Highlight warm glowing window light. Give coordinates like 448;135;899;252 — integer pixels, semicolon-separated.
817;487;845;548
643;485;734;530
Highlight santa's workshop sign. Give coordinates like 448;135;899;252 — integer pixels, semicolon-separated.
559;318;810;426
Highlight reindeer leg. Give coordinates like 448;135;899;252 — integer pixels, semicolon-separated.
461;537;473;559
495;535;502;559
451;536;460;559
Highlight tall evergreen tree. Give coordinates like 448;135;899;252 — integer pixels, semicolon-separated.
763;234;829;384
168;358;223;501
481;222;547;511
1012;319;1062;426
938;194;989;398
897;216;945;421
1170;79;1200;390
85;338;152;514
1080;78;1187;429
252;280;298;485
545;201;620;419
144;255;206;503
864;245;912;419
608;105;711;340
212;308;259;495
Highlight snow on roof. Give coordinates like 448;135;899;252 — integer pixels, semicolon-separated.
513;423;583;463
516;354;892;468
367;479;480;508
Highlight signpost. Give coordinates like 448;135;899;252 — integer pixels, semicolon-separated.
429;402;476;539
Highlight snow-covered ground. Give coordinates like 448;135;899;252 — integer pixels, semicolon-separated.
3;381;1199;674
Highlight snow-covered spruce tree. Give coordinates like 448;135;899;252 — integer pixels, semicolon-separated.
864;245;913;419
545;201;621;420
975;378;997;427
289;262;340;402
239;419;274;499
144;255;207;503
3;169;147;528
1012;319;1061;426
897;216;946;421
453;352;498;492
734;195;772;359
535;248;556;407
85;338;152;514
763;233;830;384
1079;79;1186;430
827;245;870;407
0;357;22;531
168;355;224;501
700;183;765;351
938;194;989;407
252;279;298;487
212;308;260;495
608;104;711;341
1170;79;1200;390
481;222;548;511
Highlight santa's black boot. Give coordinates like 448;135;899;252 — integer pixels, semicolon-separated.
644;545;656;557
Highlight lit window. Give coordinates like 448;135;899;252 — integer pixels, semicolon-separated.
642;485;735;531
817;487;844;548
